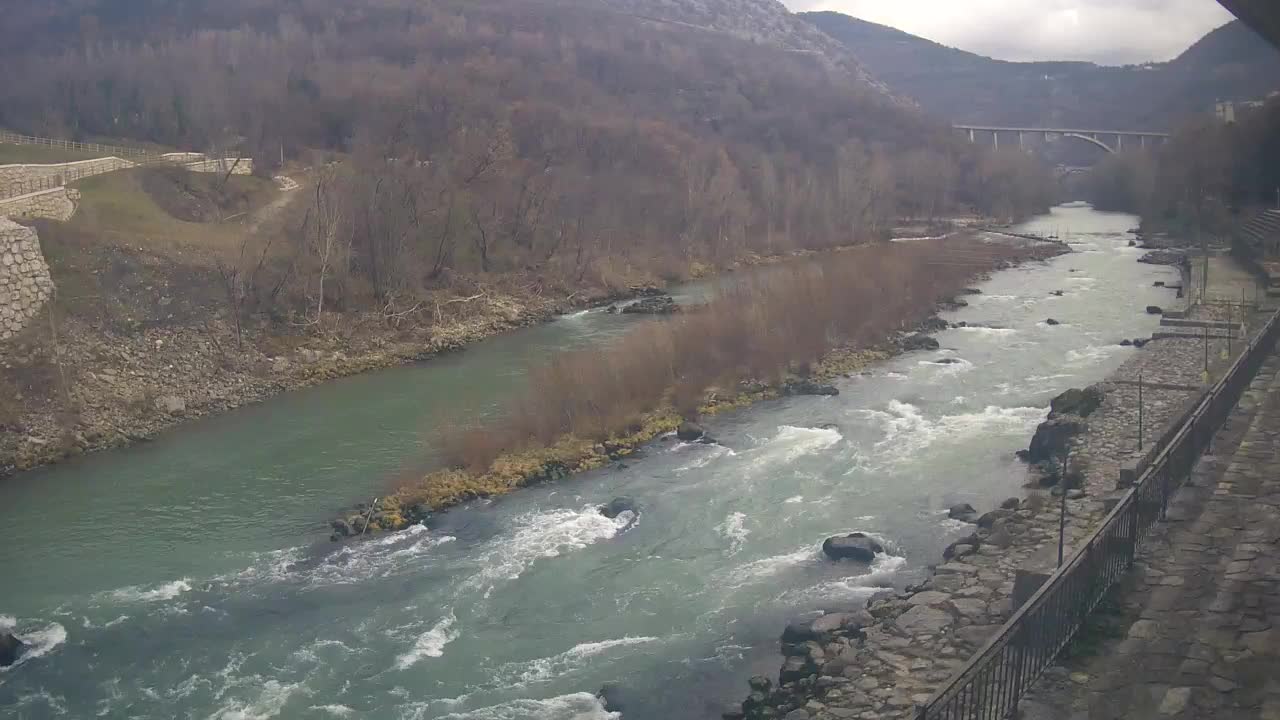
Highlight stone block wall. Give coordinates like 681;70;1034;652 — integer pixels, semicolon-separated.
0;218;54;341
0;157;135;196
183;157;255;175
0;187;78;222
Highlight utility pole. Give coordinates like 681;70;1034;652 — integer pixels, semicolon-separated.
1138;373;1144;453
1058;445;1071;568
1204;326;1210;379
361;497;380;535
1227;302;1233;357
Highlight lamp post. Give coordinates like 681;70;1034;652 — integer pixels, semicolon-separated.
1138;373;1144;453
1058;445;1072;568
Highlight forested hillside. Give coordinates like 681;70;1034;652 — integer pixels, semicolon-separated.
1082;98;1280;234
0;0;1052;308
805;12;1280;130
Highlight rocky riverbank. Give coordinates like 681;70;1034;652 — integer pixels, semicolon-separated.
721;270;1268;720
1;228;996;478
333;240;1069;538
0;283;661;476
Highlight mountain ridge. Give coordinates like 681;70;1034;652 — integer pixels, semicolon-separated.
803;12;1280;129
578;0;899;100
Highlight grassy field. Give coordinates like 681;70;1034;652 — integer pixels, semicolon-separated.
0;143;106;164
68;169;280;264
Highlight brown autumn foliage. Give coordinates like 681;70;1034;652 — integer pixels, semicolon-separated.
1083;98;1280;236
0;0;1056;330
443;237;1030;471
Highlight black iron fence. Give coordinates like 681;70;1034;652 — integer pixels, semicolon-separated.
916;306;1280;720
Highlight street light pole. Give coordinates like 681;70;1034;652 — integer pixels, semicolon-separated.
1204;326;1210;378
1138;373;1144;453
1058;445;1071;568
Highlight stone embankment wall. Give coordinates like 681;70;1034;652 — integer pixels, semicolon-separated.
0;218;54;340
182;157;254;175
0;157;136;196
0;187;79;222
0;154;252;201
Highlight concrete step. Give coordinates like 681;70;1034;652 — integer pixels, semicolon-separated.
1151;330;1237;340
1159;317;1243;330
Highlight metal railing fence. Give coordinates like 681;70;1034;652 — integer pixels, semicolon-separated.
916;306;1280;720
0;132;244;201
0;131;158;159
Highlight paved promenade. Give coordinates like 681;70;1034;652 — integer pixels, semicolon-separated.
1021;351;1280;720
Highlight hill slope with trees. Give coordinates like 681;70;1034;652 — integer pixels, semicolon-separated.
0;0;1056;473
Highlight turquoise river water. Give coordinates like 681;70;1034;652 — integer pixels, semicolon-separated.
0;206;1180;719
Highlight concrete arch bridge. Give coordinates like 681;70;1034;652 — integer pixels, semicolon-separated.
954;125;1171;154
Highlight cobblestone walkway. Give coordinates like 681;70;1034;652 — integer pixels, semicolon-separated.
1190;254;1265;308
1021;352;1280;720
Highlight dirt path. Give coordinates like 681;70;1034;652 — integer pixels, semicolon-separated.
241;173;302;239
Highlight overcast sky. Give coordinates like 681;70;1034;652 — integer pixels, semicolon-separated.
781;0;1237;65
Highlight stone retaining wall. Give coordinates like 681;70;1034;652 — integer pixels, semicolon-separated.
182;157;254;175
0;154;252;203
0;218;54;340
0;187;78;222
0;157;135;196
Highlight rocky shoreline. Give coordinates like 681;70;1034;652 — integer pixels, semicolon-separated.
2;234;982;479
0;283;661;477
721;263;1259;720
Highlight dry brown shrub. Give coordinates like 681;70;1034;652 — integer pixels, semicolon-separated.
443;237;1023;471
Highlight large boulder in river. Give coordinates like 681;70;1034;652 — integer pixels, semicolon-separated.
0;632;25;668
900;334;940;352
1049;385;1105;419
1022;415;1086;465
821;532;884;562
917;315;949;333
782;610;874;646
976;508;1013;528
596;682;627;714
783;379;839;397
622;295;678;315
600;497;639;519
948;503;978;523
781;615;825;644
676;422;705;442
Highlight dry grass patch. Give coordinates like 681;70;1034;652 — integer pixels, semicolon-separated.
69;169;277;265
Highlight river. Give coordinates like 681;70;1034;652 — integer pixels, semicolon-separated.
0;205;1179;719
